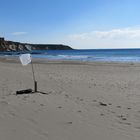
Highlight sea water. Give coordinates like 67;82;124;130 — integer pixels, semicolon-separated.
32;49;140;62
1;49;140;62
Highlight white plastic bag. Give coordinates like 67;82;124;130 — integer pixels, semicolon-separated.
19;54;31;66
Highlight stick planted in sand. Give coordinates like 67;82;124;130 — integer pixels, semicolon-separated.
18;53;48;95
31;59;37;92
18;53;37;94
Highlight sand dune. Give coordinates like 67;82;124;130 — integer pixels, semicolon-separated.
0;58;140;140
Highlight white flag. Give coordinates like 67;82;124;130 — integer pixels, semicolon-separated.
19;54;31;66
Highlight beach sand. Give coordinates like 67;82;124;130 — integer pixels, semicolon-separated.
1;57;140;140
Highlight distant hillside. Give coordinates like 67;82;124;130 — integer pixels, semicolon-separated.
0;37;73;52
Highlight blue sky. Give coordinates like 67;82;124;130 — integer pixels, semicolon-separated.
1;0;140;49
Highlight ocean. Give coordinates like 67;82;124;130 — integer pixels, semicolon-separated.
2;49;140;62
32;49;140;62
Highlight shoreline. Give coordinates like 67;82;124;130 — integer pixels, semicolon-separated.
1;55;140;65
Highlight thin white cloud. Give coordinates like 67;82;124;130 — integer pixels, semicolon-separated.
62;27;140;49
69;32;93;40
11;32;28;36
95;28;140;39
69;27;140;40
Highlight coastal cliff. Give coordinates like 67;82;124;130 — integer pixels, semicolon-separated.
0;37;73;52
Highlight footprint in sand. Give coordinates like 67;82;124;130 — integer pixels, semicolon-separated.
116;106;121;108
117;115;127;121
94;83;96;86
58;106;62;109
8;111;16;117
76;97;84;102
135;126;140;130
67;121;73;124
100;113;105;116
40;103;45;107
65;94;70;98
99;102;107;106
77;110;82;113
92;100;97;102
79;99;84;101
118;121;131;126
127;107;131;110
32;100;36;103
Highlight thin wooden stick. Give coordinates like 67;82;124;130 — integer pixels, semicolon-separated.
31;59;37;92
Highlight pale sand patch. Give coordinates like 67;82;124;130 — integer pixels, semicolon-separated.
0;58;140;140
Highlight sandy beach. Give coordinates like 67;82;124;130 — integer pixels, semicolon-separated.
1;57;140;140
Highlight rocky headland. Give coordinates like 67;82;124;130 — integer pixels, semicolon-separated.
0;37;73;52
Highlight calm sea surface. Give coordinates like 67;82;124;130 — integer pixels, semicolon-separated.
2;49;140;62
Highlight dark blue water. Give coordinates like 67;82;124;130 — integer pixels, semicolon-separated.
32;49;140;62
2;49;140;62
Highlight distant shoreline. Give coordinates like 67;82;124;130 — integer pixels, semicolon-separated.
1;48;140;63
0;56;139;66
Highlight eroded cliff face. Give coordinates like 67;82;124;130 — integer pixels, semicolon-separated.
0;37;73;52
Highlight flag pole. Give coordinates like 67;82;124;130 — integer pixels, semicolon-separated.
31;58;37;92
